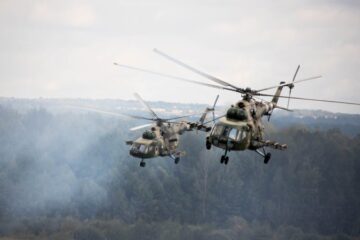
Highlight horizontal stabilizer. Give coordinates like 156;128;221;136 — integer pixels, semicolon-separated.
259;140;288;150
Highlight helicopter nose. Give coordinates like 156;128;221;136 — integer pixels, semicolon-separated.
130;149;143;158
129;149;136;156
130;147;139;155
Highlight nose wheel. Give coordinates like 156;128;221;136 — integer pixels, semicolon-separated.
220;146;229;165
220;155;229;165
140;159;146;167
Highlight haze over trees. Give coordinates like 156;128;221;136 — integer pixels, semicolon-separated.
0;101;359;240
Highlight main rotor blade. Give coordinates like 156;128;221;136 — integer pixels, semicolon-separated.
275;105;293;112
154;48;240;90
125;115;156;121
293;75;322;85
212;95;219;109
164;113;200;121
256;75;322;92
203;114;226;125
130;123;153;131
133;93;160;120
66;104;126;117
255;93;360;106
114;63;229;90
292;65;300;82
66;104;155;120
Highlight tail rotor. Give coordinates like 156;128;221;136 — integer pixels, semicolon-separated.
287;65;300;108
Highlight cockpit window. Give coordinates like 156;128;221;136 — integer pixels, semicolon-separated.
222;126;231;137
229;128;237;140
139;145;147;153
237;128;247;141
131;143;149;153
212;125;224;136
148;146;154;152
211;125;248;142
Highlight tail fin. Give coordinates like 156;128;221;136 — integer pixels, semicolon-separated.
268;66;300;121
271;82;286;105
198;95;219;125
268;84;285;121
272;65;300;105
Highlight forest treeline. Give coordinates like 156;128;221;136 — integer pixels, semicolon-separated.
0;106;359;240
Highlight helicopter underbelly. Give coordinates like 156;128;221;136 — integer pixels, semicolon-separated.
209;137;249;151
129;151;154;159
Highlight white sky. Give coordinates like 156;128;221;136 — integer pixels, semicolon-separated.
0;0;359;113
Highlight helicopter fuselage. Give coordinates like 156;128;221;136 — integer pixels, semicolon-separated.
129;121;190;159
206;98;275;152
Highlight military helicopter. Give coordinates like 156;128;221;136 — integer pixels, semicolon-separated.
114;49;360;165
125;93;218;167
71;93;218;167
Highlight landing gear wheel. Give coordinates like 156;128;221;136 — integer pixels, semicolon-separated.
140;162;146;167
220;155;225;164
174;157;180;164
224;156;229;165
264;153;271;164
206;141;212;150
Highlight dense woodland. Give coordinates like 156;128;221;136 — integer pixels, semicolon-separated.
0;105;359;240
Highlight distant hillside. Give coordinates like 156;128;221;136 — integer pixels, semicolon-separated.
271;109;360;136
0;98;359;239
1;97;360;136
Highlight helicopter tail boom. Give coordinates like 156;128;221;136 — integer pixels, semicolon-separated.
198;95;219;125
271;82;286;105
259;140;288;150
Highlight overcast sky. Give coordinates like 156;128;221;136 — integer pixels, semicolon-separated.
0;0;359;113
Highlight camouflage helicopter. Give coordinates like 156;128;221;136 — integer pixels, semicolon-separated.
72;93;218;167
114;49;360;165
125;93;218;167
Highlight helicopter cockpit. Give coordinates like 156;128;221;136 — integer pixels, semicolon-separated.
130;142;157;158
129;130;159;158
206;104;251;150
208;121;251;151
131;143;149;153
211;125;248;142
